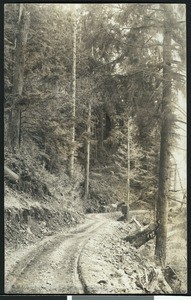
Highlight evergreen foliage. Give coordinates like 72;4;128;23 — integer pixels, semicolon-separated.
4;3;186;266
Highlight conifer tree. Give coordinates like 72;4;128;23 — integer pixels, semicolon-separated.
69;6;77;177
7;4;30;151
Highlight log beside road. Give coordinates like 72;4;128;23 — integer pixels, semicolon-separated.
124;223;159;248
4;166;20;183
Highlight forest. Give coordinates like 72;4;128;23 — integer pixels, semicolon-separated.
4;3;187;295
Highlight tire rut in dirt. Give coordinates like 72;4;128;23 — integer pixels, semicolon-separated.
7;219;107;294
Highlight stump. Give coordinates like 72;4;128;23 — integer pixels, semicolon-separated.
121;204;128;219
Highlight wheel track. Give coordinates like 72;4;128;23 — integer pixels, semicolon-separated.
74;219;107;294
5;215;107;294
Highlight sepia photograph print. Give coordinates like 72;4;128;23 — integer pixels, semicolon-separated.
4;2;187;295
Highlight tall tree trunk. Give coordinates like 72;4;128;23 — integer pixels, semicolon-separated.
126;118;130;221
95;118;98;160
173;163;177;192
69;8;77;177
8;4;30;152
155;15;172;267
84;44;94;198
85;100;91;199
97;111;104;154
19;109;22;148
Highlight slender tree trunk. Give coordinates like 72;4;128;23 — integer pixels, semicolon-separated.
19;109;22;148
95;119;98;160
126;118;130;221
84;44;94;198
69;8;77;177
97;111;104;154
155;17;172;267
85;100;91;199
173;163;177;192
8;4;30;152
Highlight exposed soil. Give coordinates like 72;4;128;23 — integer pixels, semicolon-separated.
5;186;84;250
5;214;107;294
5;208;187;295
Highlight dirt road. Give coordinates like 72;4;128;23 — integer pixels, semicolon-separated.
5;210;186;294
5;213;110;294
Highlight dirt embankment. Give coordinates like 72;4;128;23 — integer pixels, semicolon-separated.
5;214;106;294
5;186;84;250
5;210;187;295
79;211;187;294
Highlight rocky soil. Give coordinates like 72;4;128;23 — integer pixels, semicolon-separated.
5;207;187;295
79;210;187;294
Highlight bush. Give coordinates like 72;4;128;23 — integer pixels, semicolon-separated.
4;146;52;199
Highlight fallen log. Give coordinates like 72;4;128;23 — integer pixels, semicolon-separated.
123;223;159;248
4;166;20;183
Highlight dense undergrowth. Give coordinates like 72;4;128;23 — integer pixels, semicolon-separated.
4;144;86;248
4;141;148;249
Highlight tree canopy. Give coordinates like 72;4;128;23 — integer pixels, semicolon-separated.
4;3;186;267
